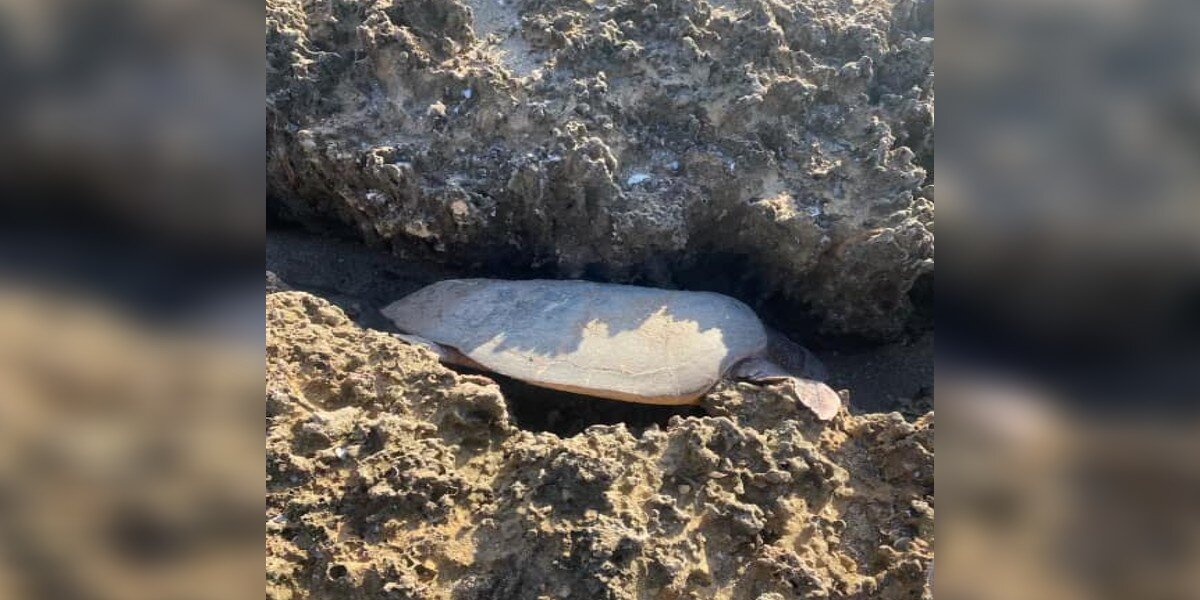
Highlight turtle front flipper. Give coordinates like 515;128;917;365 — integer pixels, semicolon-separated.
731;357;842;421
393;334;487;371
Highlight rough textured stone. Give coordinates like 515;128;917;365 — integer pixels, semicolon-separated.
266;0;934;340
265;292;933;599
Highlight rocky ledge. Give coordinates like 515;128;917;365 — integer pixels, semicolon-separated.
266;0;934;340
266;292;933;599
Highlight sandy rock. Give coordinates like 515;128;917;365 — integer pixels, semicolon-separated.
266;0;934;339
266;292;932;599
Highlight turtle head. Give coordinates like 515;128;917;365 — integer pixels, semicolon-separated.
764;327;830;381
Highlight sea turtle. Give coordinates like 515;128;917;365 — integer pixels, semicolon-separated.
381;279;841;420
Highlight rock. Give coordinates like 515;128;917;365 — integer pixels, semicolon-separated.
266;270;291;293
265;0;934;340
265;292;933;598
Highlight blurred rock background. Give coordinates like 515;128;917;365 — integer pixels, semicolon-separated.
0;1;263;599
939;0;1200;598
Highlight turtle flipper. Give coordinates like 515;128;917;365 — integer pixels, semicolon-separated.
732;357;841;421
393;333;486;370
779;377;842;421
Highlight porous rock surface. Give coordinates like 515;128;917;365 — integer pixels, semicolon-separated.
266;292;933;598
266;0;934;339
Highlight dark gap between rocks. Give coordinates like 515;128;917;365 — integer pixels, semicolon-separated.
267;226;933;419
908;270;934;330
447;365;704;437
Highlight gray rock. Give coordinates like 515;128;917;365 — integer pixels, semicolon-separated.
266;0;933;340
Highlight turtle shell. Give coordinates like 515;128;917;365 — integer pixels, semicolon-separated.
381;279;768;404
